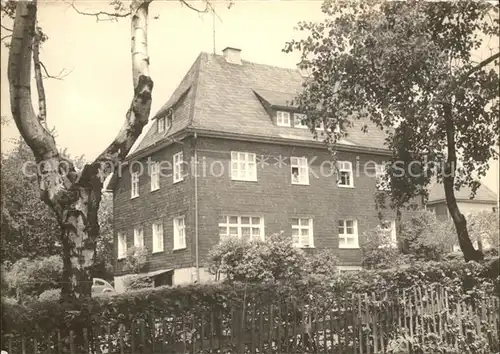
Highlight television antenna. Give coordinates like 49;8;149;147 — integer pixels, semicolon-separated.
206;1;223;54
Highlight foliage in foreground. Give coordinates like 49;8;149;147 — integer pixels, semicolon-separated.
362;211;499;270
208;232;339;282
2;258;497;334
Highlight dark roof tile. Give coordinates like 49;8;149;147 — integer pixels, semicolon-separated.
130;52;389;155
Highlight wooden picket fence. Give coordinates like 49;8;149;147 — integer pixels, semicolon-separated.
3;284;499;354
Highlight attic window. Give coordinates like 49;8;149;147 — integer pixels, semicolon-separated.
157;109;174;133
293;114;308;129
157;117;166;133
276;111;291;127
166;108;174;128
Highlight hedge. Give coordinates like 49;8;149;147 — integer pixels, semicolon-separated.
2;258;498;339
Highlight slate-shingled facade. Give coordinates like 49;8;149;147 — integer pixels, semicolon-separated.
111;48;399;291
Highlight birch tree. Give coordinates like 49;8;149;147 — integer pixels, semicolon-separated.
285;0;499;262
4;0;218;299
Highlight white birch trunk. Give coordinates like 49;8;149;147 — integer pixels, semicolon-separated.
7;0;154;299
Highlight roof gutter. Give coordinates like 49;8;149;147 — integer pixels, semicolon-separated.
193;128;393;157
123;129;195;164
428;199;497;205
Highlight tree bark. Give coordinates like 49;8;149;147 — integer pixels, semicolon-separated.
8;0;153;299
443;104;483;262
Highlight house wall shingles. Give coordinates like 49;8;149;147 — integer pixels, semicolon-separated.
194;137;396;267
113;141;194;276
114;135;408;277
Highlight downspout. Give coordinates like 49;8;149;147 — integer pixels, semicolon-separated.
194;131;200;282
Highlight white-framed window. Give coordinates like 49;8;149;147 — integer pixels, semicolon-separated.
337;161;354;187
291;218;314;248
293;113;308;129
117;232;127;259
134;227;144;248
152;222;164;253
338;219;359;248
291;156;309;185
231;152;257;181
379;220;397;248
315;120;325;131
173;152;183;183
375;164;390;191
218;215;264;241
157;117;166;133
276;111;291;127
150;161;160;191
131;172;140;198
173;216;186;250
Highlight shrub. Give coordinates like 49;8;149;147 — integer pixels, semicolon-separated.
38;288;61;302
122;246;149;274
2;259;497;337
122;275;154;291
304;249;339;280
467;211;499;251
208;232;306;283
361;224;406;269
401;211;456;261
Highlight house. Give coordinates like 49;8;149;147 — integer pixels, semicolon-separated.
425;181;498;252
111;47;402;292
425;182;498;220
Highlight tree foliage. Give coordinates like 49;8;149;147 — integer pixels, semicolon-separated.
468;210;500;250
362;210;499;269
4;255;63;301
1;136;61;264
285;0;499;261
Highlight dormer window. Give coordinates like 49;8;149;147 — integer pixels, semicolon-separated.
315;120;325;132
293;113;308;129
157;117;166;133
276;111;291;127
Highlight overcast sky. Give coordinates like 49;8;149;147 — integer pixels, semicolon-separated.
1;0;498;194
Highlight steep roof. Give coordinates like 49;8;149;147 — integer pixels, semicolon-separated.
130;52;389;156
427;181;498;204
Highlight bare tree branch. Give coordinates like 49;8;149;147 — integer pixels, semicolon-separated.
179;0;210;13
65;1;131;21
32;25;48;130
1;23;12;32
458;51;500;84
39;61;72;80
1;34;11;41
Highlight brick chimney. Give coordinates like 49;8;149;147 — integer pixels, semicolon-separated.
222;47;242;65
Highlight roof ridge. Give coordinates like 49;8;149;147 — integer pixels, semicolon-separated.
188;52;206;129
478;182;498;198
152;52;205;120
203;51;300;74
